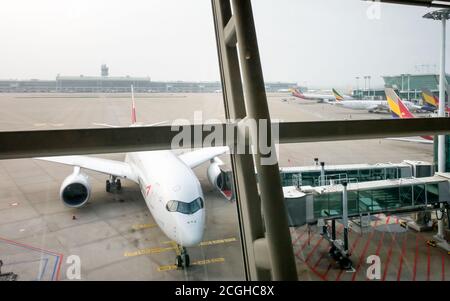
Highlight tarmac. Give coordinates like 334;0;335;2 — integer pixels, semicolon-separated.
0;92;447;281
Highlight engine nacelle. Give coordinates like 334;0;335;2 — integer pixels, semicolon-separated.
60;167;91;208
207;162;224;190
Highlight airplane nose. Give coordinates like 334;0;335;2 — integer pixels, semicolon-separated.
177;213;204;247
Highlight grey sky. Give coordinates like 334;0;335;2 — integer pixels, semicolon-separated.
0;0;447;89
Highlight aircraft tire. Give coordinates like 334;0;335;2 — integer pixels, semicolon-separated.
182;254;190;268
176;255;183;268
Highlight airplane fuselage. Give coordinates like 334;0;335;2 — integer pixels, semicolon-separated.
125;151;205;247
335;100;420;112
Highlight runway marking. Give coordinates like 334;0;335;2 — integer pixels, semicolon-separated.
125;237;237;257
131;223;157;230
157;257;225;272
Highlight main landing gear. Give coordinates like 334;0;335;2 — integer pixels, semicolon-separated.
175;246;190;269
106;176;121;192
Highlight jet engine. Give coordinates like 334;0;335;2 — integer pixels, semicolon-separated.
59;167;91;208
207;158;224;191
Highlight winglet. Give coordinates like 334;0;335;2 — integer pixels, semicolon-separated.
131;85;137;124
332;88;344;101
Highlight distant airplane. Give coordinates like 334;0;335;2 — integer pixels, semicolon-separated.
385;87;433;144
332;88;422;113
36;85;228;268
331;88;353;101
421;88;450;113
290;88;333;102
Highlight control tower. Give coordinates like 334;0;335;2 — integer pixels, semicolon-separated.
101;64;109;77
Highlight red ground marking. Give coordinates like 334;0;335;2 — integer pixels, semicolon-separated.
375;231;385;256
363;230;386;282
296;229;316;257
312;225;344;270
396;217;399;224
351;230;376;281
294;228;315;257
292;227;309;246
323;264;333;279
0;236;64;281
335;234;362;281
442;255;446;281
56;254;64;281
292;230;328;281
412;234;419;281
382;232;397;281
396;234;408;281
386;215;391;224
0;236;63;258
304;235;325;264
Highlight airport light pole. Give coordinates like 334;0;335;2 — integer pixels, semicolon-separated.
423;9;450;240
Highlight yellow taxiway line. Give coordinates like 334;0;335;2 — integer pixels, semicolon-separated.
124;237;237;258
157;257;225;272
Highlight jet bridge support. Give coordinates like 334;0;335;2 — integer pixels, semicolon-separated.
322;181;353;270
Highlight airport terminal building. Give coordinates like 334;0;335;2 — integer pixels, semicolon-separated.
0;72;295;93
353;73;450;101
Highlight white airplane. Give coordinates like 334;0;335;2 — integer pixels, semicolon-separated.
35;85;228;268
290;88;334;103
332;88;422;113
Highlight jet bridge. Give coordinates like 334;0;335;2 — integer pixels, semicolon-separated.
215;160;433;201
284;173;450;270
284;173;450;227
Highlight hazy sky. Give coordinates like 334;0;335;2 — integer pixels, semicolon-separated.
0;0;447;89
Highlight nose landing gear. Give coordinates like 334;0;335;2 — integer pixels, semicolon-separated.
175;246;190;269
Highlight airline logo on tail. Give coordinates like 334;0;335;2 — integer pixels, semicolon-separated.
385;88;432;141
290;88;305;99
421;88;439;108
131;85;137;124
385;88;414;119
332;88;344;101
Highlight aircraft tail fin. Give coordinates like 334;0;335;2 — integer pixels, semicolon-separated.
290;88;304;99
385;88;415;119
131;85;137;124
332;88;344;101
421;88;439;108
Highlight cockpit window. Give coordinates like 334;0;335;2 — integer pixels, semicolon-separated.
166;197;204;215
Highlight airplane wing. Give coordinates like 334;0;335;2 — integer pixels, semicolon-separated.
35;156;138;182
385;137;433;144
178;147;229;169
